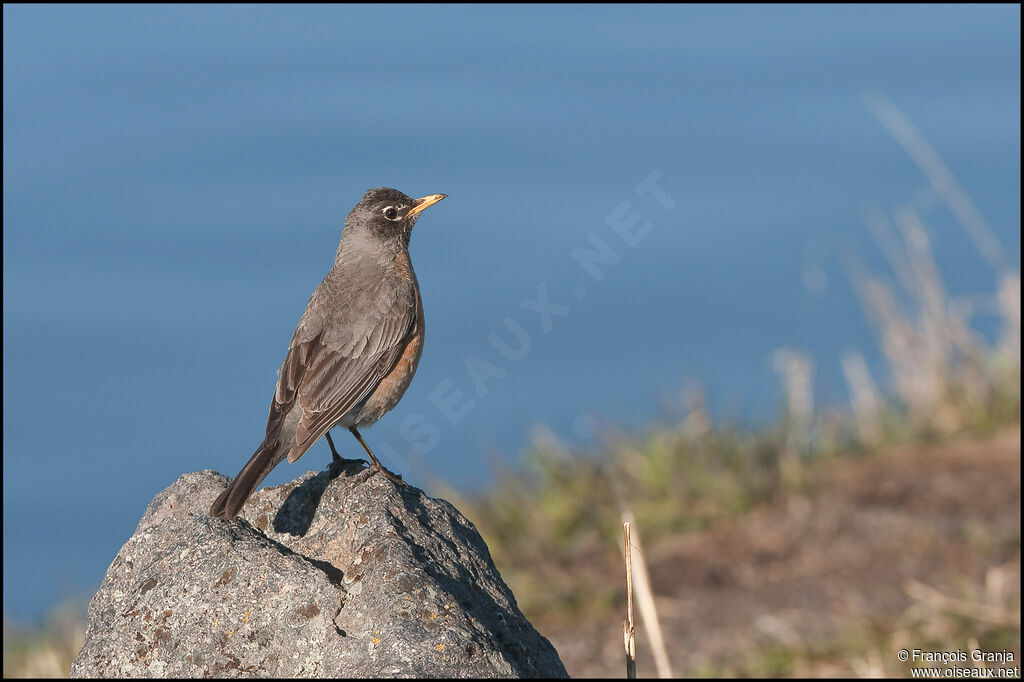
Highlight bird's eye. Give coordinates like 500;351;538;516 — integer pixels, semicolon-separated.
383;207;398;221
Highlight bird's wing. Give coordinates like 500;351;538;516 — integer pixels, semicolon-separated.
266;285;418;462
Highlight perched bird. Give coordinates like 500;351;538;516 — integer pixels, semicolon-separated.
210;188;446;520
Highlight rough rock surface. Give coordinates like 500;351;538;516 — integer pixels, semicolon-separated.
70;461;568;678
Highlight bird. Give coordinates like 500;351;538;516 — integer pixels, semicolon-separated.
209;187;446;520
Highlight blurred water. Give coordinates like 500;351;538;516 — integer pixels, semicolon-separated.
3;4;1019;622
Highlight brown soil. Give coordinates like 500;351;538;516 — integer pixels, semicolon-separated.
542;430;1021;677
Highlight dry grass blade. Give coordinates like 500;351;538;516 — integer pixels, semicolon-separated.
905;579;1020;627
623;521;637;678
863;90;1008;272
622;514;674;678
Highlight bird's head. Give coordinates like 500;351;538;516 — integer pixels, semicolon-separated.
343;187;446;248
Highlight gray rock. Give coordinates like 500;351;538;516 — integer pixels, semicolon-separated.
71;462;568;678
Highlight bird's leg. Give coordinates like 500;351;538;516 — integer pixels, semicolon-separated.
325;431;343;463
326;431;365;467
349;427;405;484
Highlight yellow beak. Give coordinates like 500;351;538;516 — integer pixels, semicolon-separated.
406;193;447;218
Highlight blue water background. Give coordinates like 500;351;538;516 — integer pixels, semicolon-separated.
3;4;1020;621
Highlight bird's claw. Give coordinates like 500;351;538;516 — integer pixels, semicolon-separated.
352;461;405;486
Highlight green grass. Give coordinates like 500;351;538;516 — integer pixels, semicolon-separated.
459;376;1020;627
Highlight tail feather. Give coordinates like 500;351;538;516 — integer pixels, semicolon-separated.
210;440;284;520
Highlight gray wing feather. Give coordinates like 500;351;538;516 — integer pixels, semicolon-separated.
264;279;418;463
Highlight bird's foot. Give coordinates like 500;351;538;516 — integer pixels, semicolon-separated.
352;460;405;486
331;452;364;466
328;453;369;481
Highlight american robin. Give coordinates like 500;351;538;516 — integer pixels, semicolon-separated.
210;188;446;520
